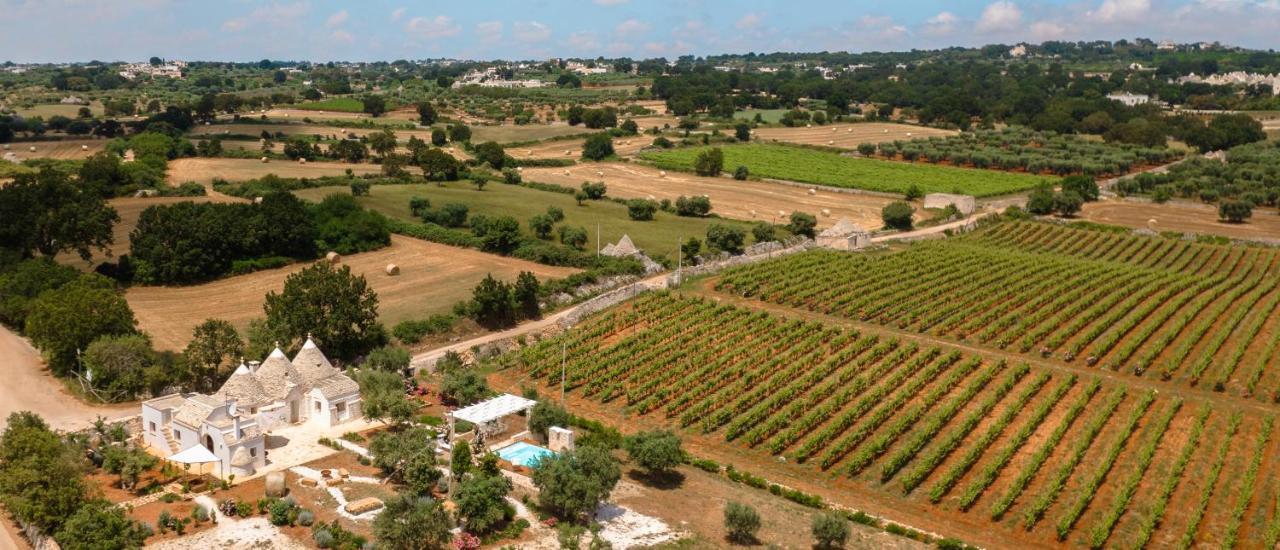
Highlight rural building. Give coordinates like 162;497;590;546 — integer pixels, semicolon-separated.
141;338;362;476
602;234;664;273
816;218;871;250
924;193;976;216
1106;92;1151;106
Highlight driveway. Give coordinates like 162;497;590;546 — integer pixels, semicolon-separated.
0;327;134;432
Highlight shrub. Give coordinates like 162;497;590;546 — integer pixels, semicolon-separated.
733;165;749;180
674;195;712;217
904;184;924;201
812;512;850;549
312;528;335;549
882;201;914;230
706;224;746;255
582;134;614;161
627;199;658;221
1219;200;1253;223
1027;184;1056;215
723;502;760;544
788;211;818;238
623;430;683;475
297;509;315;526
751;223;776;244
1053;191;1083;217
652;136;674;148
694;148;724;176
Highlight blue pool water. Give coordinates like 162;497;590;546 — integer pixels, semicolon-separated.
496;441;553;467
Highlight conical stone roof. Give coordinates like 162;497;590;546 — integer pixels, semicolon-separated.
255;347;301;401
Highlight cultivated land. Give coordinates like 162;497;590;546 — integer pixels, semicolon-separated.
1079;199;1280;242
166;157;382;184
753;122;957;150
509;136;649;159
292;181;764;257
469;123;603;144
55;195;241;270
127;234;578;350
2;138;107;160
511;290;1280;548
191;123;431;142
522;163;898;230
640;143;1052;197
716;220;1280;400
13;101;104;118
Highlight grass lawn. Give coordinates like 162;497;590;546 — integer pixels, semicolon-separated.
640;143;1054;197
292;97;366;112
293;181;767;259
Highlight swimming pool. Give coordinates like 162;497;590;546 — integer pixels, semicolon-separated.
496;441;553;468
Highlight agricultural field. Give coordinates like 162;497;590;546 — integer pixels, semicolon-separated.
468;123;602;144
1079;199;1280;242
262;107;373;120
12;101;104;119
715;220;1280;400
290;97;366;112
522;163;900;230
1113;140;1280;201
753;122;956;150
127;234;578;350
191;123;435;142
1;138;106;160
640;143;1051;197
166;158;382;185
509;136;649;160
513;292;1280;548
869;127;1182;178
292;181;764;258
733;108;791;124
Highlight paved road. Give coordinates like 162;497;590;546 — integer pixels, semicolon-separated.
0;326;134;432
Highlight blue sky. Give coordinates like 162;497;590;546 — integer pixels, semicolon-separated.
1;0;1277;63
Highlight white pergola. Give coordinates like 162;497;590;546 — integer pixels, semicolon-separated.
168;443;223;479
448;394;537;442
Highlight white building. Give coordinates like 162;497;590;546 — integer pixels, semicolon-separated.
1008;44;1028;58
1106;92;1151;106
141;338;361;477
816;218;871;251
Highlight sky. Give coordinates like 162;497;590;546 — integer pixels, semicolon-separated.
1;0;1278;63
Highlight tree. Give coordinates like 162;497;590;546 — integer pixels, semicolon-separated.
623;430;682;476
365;346;410;371
480;216;522;254
350;180;371;197
369;426;438;483
788;211;818;238
25;274;137;376
559;226;588;250
361;95;387;117
706;224;745;255
580;181;607;200
751;223;776;244
556;73;582;88
681;237;702;265
473;141;506;169
430;127;447;146
0;258;79;328
581;134;614;161
328;139;368;163
1026;184;1056;215
619;119;639;135
263;262;385;362
357;369;417;425
0;168;119;261
1053;191;1083;217
811;512;850;549
372;494;453;550
694;148;724;177
472;178;488;191
733;165;749;180
469;274;516;329
81;334;154;401
1219;199;1253;223
282;137;318;160
183;319;242;392
0;412;88;535
1060;175;1100;202
723;502;760;544
455;472;513;534
675;195;712;217
416;149;460;181
734;123;751;142
416;102;438;125
367;129;398;158
441;369;490;406
448;124;472;143
54;499;148;550
451;441;473;479
627;199;658;221
532;445;621;522
529;401;571;440
881;201;914;231
905;184;924;201
513;272;541;320
1185;113;1266;152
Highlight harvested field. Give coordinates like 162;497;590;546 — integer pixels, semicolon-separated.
13;102;104;119
1079;199;1280;242
511;137;648;160
56;195;242;270
2;139;107;160
753;123;957;150
191;123;434;142
522;163;898;229
469;123;601;144
166;157;381;184
263;107;372;120
127;234;578;350
630;115;682;131
510;291;1280;548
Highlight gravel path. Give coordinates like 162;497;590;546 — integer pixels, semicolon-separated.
0;326;134;431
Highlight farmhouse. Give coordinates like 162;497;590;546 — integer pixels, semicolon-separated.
1106;92;1151;106
140;338;362;476
816;218;871;250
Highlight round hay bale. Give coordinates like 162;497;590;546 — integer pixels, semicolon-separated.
516;166;523;171
778;210;786;217
883;129;888;133
1147;218;1158;230
822;208;831;217
264;472;286;497
827;140;834;145
1;144;8;150
326;251;341;264
596;170;604;177
385;264;400;276
808;188;817;195
806;124;812;128
659;171;666;178
28;146;36;152
832;127;838;133
847;128;852;132
563;169;571;176
298;158;306;164
906;132;912;137
749;210;757;218
253;196;264;204
647;194;655;200
81;145;89;151
564;150;572;156
261;156;269;163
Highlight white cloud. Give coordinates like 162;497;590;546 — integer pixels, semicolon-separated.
567;31;600;51
735;12;762;30
219;1;308;33
976;1;1022;33
1089;0;1151;23
475;20;503;44
514;21;551;42
593;0;629;5
330;29;354;44
921;11;959;36
221;18;246;32
405;15;461;39
1029;20;1067;39
615;18;650;37
390;7;405;22
325;10;348;27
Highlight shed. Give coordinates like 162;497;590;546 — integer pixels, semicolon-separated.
816;218;871;251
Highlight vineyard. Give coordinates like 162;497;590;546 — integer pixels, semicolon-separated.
513;292;1280;547
638;143;1050;197
867;127;1181;178
714;220;1280;400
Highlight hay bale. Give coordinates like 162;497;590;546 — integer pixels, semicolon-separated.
822;208;831;217
827;140;834;145
385;264;400;276
253;196;264;204
659;171;666;178
265;472;286;497
596;170;604;177
516;166;523;171
808;188;817;195
564;150;572;156
81;145;88;151
298;158;306;164
344;497;383;515
28;146;36;152
326;251;341;264
260;156;269;163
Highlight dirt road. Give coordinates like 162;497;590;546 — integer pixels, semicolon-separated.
0;327;134;432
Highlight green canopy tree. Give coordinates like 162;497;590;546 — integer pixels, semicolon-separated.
372;494;453;550
263;262;385;362
54;499;149;550
182;319;243;392
0;168;119;261
24;274;137;376
531;445;621;522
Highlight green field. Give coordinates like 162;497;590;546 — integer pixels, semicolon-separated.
292;97;366;112
732;109;791;123
292;182;766;258
640;143;1054;197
